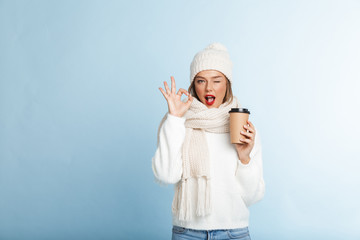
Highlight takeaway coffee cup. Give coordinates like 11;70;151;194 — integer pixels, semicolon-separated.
229;108;250;144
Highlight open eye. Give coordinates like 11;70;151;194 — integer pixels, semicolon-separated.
196;79;205;84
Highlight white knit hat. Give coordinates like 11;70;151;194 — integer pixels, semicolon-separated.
190;43;233;83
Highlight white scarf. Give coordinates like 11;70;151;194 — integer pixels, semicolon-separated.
162;97;239;221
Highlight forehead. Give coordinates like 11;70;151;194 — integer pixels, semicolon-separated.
195;70;226;79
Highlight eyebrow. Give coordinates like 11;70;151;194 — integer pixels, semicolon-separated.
194;75;223;80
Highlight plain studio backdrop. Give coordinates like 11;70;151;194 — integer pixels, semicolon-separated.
1;0;360;239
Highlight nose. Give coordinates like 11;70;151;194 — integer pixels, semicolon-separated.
206;81;213;92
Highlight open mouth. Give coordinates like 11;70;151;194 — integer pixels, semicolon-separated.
205;95;215;105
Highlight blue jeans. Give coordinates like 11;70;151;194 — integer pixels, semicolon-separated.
172;225;251;240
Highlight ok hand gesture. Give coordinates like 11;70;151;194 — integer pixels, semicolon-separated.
159;76;193;118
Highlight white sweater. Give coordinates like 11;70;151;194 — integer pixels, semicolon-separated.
152;114;265;230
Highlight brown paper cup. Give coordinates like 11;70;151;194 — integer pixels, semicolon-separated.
229;108;250;144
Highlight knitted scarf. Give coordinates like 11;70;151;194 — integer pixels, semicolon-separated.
160;97;239;221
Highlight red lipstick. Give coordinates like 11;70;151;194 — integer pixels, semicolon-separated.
205;95;215;105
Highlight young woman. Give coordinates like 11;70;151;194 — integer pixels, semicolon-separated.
152;43;265;240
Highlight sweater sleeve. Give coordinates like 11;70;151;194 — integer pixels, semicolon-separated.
151;113;185;184
235;130;265;207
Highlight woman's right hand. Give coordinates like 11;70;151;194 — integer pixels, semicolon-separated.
159;76;193;118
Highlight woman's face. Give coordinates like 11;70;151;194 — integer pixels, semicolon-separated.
194;70;227;109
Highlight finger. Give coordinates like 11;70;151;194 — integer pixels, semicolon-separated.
177;88;188;96
244;124;255;134
239;138;251;144
164;81;171;94
247;121;256;132
159;87;168;99
240;131;254;140
185;96;194;107
171;76;176;94
188;94;194;102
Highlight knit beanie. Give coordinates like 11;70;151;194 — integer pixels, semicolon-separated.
190;43;233;83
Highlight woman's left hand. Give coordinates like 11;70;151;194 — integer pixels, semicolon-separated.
234;120;256;164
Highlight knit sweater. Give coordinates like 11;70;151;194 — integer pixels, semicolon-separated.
152;113;265;230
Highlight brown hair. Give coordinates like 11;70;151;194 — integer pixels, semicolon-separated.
188;78;233;104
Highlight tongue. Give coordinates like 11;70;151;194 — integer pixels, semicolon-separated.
206;97;215;105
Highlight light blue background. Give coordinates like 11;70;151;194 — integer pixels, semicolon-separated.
1;0;360;239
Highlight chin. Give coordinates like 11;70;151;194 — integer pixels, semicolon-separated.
207;103;221;109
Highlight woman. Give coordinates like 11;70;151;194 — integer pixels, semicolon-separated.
152;43;265;240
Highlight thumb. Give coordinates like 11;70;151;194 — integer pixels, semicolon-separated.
188;94;194;102
186;95;194;105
